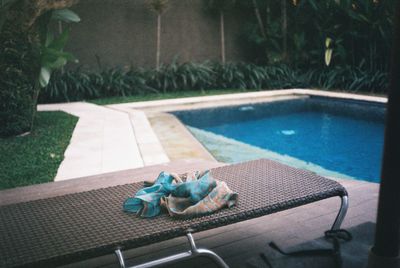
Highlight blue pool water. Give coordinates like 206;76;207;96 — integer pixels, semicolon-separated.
205;111;383;181
173;97;385;183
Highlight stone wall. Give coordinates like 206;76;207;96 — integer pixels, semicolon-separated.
66;0;249;68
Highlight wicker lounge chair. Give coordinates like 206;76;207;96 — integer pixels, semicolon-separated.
0;159;348;268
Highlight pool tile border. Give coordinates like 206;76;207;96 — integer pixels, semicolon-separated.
109;89;387;112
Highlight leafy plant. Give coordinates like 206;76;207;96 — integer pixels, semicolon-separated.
237;0;395;70
37;9;80;88
40;61;389;104
0;0;79;137
0;0;17;32
0;28;35;136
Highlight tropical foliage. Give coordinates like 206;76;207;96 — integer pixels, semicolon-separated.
2;0;395;131
38;9;80;88
40;61;388;103
237;0;394;71
0;0;79;137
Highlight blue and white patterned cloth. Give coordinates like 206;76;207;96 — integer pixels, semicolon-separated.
123;171;238;218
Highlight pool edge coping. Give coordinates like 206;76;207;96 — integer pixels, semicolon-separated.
107;89;387;111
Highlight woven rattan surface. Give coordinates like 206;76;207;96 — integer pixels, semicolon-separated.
0;159;347;267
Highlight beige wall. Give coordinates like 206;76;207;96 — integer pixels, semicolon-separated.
67;0;249;69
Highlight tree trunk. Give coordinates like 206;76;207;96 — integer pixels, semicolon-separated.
0;0;78;137
156;13;161;70
220;11;226;64
252;0;268;62
252;0;266;39
282;0;288;61
58;21;65;73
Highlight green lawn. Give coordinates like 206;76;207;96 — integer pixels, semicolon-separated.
89;89;251;105
0;111;78;190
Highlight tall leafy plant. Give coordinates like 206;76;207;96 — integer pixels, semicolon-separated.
344;0;394;70
0;0;79;137
37;9;80;88
297;0;349;67
238;0;395;70
237;0;289;64
30;9;80;127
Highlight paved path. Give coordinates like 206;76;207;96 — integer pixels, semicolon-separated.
38;102;168;181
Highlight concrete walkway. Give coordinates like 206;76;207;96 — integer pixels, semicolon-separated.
38;102;169;181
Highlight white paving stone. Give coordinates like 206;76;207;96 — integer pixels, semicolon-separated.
38;102;144;181
108;106;170;166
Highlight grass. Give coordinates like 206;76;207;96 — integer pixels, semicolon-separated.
0;111;78;190
89;89;251;105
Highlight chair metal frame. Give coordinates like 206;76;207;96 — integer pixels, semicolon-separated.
114;195;349;268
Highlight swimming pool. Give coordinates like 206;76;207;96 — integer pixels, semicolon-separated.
172;97;385;183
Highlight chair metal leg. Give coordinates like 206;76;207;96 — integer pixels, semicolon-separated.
187;232;229;268
114;232;230;268
115;249;126;268
331;195;349;230
196;248;230;268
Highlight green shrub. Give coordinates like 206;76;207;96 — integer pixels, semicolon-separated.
0;28;37;137
39;62;389;104
236;0;394;71
0;4;79;138
303;67;388;93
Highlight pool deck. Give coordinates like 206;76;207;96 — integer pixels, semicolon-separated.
7;89;387;267
0;159;380;268
38;89;387;181
100;174;379;268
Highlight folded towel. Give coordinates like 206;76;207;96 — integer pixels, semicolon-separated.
123;170;238;218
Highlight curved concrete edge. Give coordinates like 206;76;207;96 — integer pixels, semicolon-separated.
106;105;170;166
